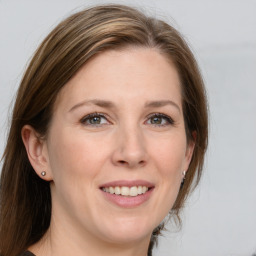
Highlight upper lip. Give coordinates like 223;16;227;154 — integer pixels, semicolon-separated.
99;180;155;188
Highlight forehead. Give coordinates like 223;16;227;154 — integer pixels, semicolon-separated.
54;47;182;110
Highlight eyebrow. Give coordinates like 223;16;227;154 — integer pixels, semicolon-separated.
69;99;180;112
144;100;181;112
69;99;115;112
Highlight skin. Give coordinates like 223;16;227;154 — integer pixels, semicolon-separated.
22;47;195;256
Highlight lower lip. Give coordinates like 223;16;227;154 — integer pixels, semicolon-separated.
101;188;154;208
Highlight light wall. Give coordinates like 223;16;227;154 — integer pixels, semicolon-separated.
0;0;255;255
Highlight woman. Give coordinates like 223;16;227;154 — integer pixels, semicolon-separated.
0;4;208;256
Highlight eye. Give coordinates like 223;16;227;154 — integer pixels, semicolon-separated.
80;113;109;126
146;113;174;126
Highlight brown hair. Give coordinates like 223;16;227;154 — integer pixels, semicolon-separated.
0;4;208;256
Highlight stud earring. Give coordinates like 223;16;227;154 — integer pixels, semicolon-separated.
182;170;186;179
41;171;46;176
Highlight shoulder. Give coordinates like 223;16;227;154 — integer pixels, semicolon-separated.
19;251;36;256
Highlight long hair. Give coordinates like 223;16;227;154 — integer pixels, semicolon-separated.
0;4;208;256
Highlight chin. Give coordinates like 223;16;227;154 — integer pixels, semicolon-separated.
97;215;156;245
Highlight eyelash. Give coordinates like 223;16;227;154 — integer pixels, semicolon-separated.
145;113;174;126
80;112;109;126
80;112;174;127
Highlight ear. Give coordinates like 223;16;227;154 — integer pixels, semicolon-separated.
183;131;196;173
21;125;53;181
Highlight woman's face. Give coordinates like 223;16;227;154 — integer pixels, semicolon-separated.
44;48;194;245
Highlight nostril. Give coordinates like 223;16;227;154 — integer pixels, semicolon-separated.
115;156;147;168
117;159;146;167
119;160;127;165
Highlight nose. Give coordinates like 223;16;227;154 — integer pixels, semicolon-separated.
111;125;148;169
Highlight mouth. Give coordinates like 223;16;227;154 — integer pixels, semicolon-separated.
99;180;155;208
101;185;150;197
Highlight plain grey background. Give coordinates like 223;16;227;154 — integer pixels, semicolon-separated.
0;0;255;255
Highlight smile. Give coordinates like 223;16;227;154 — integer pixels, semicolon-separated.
101;186;149;197
99;180;154;207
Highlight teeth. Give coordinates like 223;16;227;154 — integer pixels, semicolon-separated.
102;186;149;196
109;187;115;194
114;186;121;195
121;186;130;196
130;186;137;196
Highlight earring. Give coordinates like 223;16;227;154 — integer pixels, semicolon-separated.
41;171;46;176
180;170;186;190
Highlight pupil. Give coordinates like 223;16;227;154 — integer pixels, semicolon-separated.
90;116;101;124
152;117;161;124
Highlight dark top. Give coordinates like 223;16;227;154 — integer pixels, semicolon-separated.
19;251;35;256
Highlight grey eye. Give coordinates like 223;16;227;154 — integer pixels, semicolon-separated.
146;113;174;126
150;116;163;124
81;113;109;126
88;116;102;124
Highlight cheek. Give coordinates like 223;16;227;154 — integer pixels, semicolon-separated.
148;133;187;215
49;126;103;166
149;133;187;176
47;130;105;213
47;129;104;189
